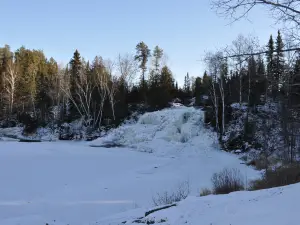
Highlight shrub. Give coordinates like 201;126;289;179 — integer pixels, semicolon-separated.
211;168;245;194
246;157;267;170
200;188;212;196
152;181;190;206
250;164;300;190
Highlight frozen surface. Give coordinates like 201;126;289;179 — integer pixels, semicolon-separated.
90;106;218;156
0;107;260;225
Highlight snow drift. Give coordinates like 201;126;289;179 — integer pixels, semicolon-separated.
99;183;300;225
90;106;217;155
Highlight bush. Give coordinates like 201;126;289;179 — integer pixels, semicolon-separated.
211;168;245;194
250;164;300;190
152;181;190;206
200;188;212;196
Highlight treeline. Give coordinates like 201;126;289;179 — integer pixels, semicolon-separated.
0;42;199;134
201;30;300;163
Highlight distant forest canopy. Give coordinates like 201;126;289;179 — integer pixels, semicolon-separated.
0;42;202;131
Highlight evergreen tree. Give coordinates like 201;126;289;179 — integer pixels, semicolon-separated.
70;50;82;81
134;42;151;103
291;54;300;106
186;73;191;94
266;35;275;99
159;66;174;107
275;30;285;91
69;50;82;118
194;77;202;106
201;71;211;96
15;47;47;114
153;46;163;73
247;56;257;106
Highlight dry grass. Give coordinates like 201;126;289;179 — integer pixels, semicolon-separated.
211;168;245;194
250;163;300;190
200;188;212;196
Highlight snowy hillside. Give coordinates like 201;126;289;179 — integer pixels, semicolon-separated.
90;106;217;156
0;106;260;225
99;183;299;225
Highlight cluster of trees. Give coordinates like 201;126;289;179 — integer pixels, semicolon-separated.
201;30;300;162
0;42;197;133
206;0;300;164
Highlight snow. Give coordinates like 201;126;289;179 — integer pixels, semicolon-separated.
90;106;218;156
230;102;248;111
101;183;300;225
0;106;260;225
0;126;58;141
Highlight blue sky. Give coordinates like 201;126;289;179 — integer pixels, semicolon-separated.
1;0;278;84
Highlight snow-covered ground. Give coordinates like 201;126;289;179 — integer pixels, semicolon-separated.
100;183;300;225
0;107;260;225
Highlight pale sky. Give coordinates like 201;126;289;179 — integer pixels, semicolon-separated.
1;0;279;85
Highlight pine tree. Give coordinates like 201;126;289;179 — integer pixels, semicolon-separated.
247;56;257;106
134;42;151;103
159;66;174;107
194;77;202;106
153;46;163;73
201;71;211;96
186;73;191;95
266;35;275;99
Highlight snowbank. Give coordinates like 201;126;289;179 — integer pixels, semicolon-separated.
99;183;299;225
90;106;218;155
0;127;58;142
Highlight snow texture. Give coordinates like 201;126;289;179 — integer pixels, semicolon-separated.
0;106;260;225
90;106;218;156
100;183;300;225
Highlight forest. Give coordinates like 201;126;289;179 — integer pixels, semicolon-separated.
1;0;300;166
0;43;197;139
1;29;300;164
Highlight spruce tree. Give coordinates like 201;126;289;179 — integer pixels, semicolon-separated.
69;50;82;118
266;35;275;99
275;30;285;91
195;77;202;106
159;66;174;108
153;46;163;73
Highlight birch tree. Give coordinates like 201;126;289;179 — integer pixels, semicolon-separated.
104;59;118;121
4;58;18;116
61;66;95;126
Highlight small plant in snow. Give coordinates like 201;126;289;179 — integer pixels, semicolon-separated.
200;188;212;196
152;181;190;206
211;168;245;194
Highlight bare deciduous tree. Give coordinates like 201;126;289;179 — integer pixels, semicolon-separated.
94;67;109;128
104;59;118;121
117;54;138;88
205;52;222;136
4;59;18;115
61;68;96;126
212;0;300;42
